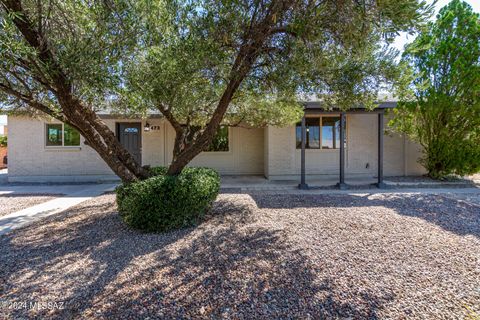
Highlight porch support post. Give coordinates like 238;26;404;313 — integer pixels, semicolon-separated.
298;114;309;190
377;112;386;188
337;112;348;190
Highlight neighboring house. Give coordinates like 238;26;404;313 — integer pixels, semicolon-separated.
7;102;425;183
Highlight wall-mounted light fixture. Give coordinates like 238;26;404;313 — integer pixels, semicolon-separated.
144;122;151;132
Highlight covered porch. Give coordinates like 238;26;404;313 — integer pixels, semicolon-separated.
297;102;396;190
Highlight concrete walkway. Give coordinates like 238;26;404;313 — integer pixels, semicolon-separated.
221;175;479;191
0;168;7;184
0;183;105;195
0;183;117;235
1;173;478;236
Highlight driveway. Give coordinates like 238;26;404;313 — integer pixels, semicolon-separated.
0;189;478;319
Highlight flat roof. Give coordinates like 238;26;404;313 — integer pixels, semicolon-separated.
304;101;397;110
97;100;398;117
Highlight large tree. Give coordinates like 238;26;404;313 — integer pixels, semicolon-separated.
392;0;480;178
1;0;430;179
0;0;149;182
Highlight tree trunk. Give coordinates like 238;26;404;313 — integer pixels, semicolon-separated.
67;107;149;183
167;134;208;175
165;0;294;175
166;83;241;176
1;0;150;183
77;105;150;181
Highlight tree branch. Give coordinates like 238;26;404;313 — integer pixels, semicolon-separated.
156;103;183;133
0;82;64;121
1;0;72;94
268;26;298;37
17;57;57;93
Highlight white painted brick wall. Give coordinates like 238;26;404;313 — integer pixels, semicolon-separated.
8;116;265;181
9;116;113;178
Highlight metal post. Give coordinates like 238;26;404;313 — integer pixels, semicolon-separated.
377;112;386;188
298;115;309;189
337;112;348;190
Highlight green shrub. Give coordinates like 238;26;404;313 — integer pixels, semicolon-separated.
421;135;480;179
149;166;168;176
116;167;220;232
0;136;6;147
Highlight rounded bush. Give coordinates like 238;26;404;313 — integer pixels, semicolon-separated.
116;167;220;232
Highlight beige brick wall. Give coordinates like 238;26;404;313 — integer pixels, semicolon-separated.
8;113;424;182
142;118;167;168
264;113;426;179
405;139;425;176
263;127;270;177
164;123;264;174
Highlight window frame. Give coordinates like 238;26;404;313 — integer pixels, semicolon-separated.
45;122;81;149
203;125;231;153
295;115;347;151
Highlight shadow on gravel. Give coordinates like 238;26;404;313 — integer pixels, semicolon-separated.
0;200;193;319
0;196;393;319
90;197;394;319
250;193;480;239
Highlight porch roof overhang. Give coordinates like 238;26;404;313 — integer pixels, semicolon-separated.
303;101;397;114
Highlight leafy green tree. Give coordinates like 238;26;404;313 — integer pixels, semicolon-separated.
0;0;149;182
1;0;430;179
392;0;480;178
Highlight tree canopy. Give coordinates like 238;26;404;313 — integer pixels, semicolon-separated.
392;0;480;178
123;0;431;123
0;0;432;178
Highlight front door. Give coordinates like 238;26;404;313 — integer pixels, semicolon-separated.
117;123;142;164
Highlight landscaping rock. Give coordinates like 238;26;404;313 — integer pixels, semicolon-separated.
0;192;478;319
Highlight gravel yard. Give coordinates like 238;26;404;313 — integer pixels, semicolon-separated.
0;192;479;319
0;194;60;217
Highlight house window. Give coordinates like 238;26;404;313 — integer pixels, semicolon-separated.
205;126;229;152
296;118;320;149
46;123;81;147
321;117;341;149
296;116;345;149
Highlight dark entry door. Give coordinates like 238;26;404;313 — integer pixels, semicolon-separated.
117;123;142;164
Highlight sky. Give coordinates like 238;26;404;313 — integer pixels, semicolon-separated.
392;0;480;53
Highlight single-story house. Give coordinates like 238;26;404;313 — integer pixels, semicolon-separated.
7;101;426;185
